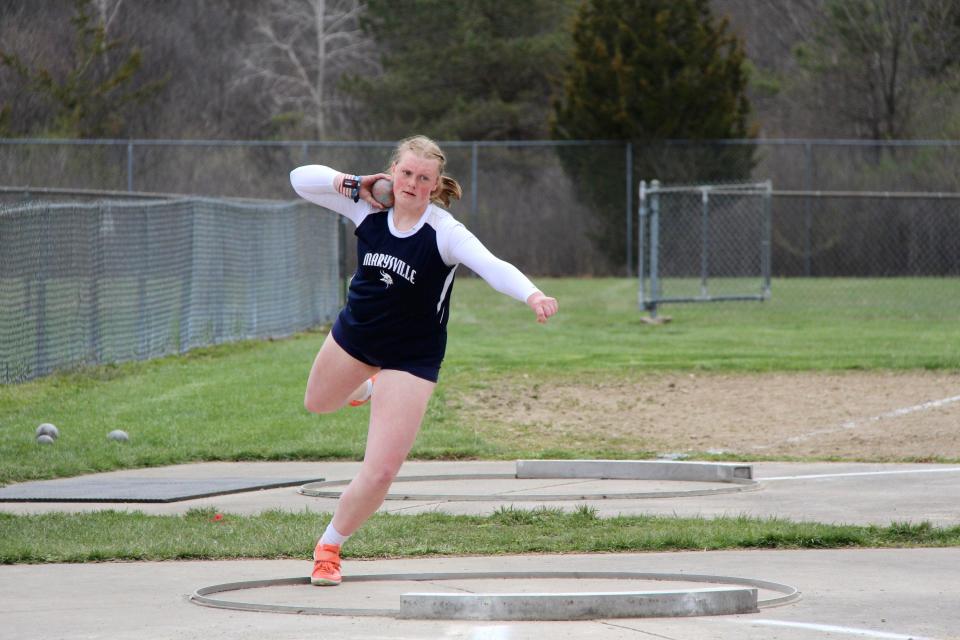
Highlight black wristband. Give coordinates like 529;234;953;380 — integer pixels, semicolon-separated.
341;175;361;202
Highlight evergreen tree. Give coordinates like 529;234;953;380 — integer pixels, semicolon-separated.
552;0;755;270
347;0;576;140
0;0;167;137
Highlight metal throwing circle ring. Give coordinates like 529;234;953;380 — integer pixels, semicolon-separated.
299;473;759;501
191;570;800;620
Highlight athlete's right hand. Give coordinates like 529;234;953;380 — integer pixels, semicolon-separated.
358;173;393;209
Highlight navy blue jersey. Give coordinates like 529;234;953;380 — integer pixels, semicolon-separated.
341;209;457;362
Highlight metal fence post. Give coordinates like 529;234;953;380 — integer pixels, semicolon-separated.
761;180;773;298
89;206;103;363
638;180;646;310
803;142;813;276
127;141;134;192
137;206;148;357
249;216;261;335
626;142;633;277
179;206;195;353
649;179;661;319
34;213;49;377
700;187;710;297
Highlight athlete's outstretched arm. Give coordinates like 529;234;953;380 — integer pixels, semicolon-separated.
290;165;389;224
447;230;558;324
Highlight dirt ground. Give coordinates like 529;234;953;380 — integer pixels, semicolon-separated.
454;371;960;460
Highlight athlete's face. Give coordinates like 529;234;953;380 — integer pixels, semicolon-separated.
391;152;440;212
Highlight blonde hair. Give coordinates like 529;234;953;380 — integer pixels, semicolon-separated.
389;135;463;207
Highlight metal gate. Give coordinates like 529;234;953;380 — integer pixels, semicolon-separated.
638;180;772;319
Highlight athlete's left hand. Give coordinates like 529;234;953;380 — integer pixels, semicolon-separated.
526;291;558;324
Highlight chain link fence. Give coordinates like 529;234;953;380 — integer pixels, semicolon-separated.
3;137;960;278
0;139;628;277
0;197;340;383
639;182;772;318
771;191;960;277
640;184;960;319
2;138;959;381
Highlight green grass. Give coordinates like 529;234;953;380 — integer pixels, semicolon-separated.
2;277;959;565
2;508;957;564
446;277;960;372
1;277;958;485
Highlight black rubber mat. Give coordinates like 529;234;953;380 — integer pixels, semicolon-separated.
0;476;325;503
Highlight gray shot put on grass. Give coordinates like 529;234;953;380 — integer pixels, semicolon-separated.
35;423;59;440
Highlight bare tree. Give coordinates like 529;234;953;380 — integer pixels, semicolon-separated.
788;0;960;139
719;0;960;139
713;0;828;137
233;0;376;139
91;0;124;35
819;1;921;139
90;0;125;83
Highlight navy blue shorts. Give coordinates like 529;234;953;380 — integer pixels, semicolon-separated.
331;315;443;383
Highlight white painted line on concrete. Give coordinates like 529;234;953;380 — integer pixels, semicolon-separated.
442;624;514;640
755;393;960;449
730;618;935;639
763;468;960;481
470;625;513;640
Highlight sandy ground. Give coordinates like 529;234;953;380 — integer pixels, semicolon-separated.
454;371;960;460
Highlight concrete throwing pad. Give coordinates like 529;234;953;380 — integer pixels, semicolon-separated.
299;460;756;501
0;476;325;503
191;571;799;620
517;459;753;481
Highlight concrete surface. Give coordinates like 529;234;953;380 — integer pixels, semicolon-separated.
2;460;958;526
2;459;959;638
2;549;956;639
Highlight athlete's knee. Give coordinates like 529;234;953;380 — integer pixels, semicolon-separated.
361;463;402;490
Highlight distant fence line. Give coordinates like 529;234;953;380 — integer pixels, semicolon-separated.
0;197;340;383
639;182;960;318
2;184;958;383
4;137;960;277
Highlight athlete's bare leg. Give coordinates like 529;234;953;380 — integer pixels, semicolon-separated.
303;332;379;414
330;369;435;535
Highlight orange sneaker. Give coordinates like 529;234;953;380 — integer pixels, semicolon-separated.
348;374;376;407
311;542;342;586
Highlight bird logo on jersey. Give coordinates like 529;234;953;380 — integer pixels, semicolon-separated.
379;270;394;288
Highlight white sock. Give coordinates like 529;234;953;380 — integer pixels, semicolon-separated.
350;378;373;404
320;522;350;547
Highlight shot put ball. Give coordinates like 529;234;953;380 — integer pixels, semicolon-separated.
36;423;59;440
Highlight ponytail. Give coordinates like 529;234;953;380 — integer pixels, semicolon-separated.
432;175;462;207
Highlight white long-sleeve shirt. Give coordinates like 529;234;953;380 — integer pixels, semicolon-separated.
290;165;539;305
